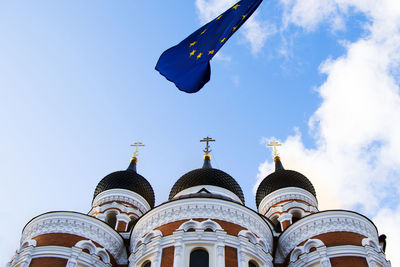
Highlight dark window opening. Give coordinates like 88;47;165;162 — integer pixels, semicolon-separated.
142;260;151;267
105;211;117;229
249;260;258;267
190;249;209;267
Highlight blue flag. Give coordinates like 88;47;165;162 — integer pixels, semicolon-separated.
155;0;263;93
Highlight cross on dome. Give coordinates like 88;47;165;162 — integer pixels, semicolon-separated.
130;141;145;159
200;136;215;157
267;140;281;157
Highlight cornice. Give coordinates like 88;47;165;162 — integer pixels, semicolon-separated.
92;189;150;214
131;198;274;253
259;187;318;215
278;210;378;258
21;211;127;264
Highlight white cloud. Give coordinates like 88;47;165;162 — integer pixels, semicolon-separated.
195;0;275;54
257;0;400;265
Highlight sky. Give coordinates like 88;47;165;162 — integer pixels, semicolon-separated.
1;0;399;265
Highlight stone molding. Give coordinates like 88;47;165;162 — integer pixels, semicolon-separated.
130;224;273;267
90;201;141;218
267;201;317;219
278;210;378;259
8;245;112;267
92;189;150;214
174;185;242;203
21;211;127;264
259;187;318;215
130;198;274;253
288;244;391;267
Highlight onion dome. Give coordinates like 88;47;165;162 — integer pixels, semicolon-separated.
256;156;316;208
169;155;245;203
93;157;155;208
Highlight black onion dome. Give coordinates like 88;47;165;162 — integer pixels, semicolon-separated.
93;159;155;208
169;156;245;203
256;157;316;208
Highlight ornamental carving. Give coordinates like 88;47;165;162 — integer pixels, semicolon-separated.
131;198;274;253
20;212;127;264
278;210;378;257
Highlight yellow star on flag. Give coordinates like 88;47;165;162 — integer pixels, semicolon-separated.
221;38;226;43
208;50;214;55
233;26;237;31
242;14;247;20
201;29;207;35
189;41;197;47
197;52;203;59
233;4;240;10
216;15;222;20
189;50;196;57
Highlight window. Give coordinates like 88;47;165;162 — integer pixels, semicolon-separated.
127;217;136;232
142;260;151;267
190;249;209;267
249;260;259;267
105;211;118;229
291;210;302;224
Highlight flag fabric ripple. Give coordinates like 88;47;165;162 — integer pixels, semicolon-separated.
155;0;263;93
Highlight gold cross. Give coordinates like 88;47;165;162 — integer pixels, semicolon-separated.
267;141;281;157
130;142;145;158
200;136;215;154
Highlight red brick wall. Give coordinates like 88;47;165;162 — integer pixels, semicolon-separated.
161;246;175;267
30;257;68;267
33;233;116;265
299;232;366;247
117;221;127;232
155;219;246;236
225;246;238;267
330;256;368;266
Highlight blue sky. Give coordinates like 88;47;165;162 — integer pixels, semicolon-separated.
1;0;400;265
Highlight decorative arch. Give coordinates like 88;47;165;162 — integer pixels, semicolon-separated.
18;239;37;253
238;230;258;244
74;240;110;264
290;239;325;262
362;237;381;252
142;230;163;244
178;219;223;232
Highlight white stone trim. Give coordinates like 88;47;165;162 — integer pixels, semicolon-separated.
288;245;391;267
130;198;274;253
266;201;317;219
92;189;151;214
259;187;318;215
178;219;223;232
8;245;112;267
90;201;142;219
173;185;243;203
21;211;127;264
75;240;110;263
130;227;273;267
278;210;379;260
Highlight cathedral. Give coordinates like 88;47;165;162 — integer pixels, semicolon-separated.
8;139;391;267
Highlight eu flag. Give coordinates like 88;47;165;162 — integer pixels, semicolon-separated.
155;0;263;93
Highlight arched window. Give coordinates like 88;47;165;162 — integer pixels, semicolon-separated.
190;249;209;267
291;210;302;224
249;260;259;267
105;211;118;229
142;260;151;267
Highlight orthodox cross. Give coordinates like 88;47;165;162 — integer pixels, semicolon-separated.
200;136;215;154
267;141;281;157
130;142;145;158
